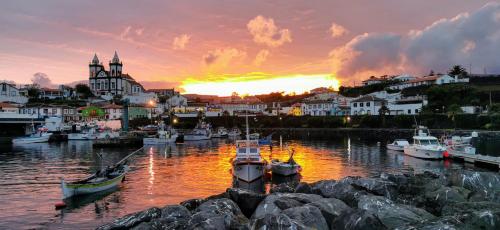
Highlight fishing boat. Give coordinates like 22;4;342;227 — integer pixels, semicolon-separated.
232;116;267;182
228;127;242;137
443;134;477;156
270;149;301;176
212;127;228;138
60;148;142;199
68;127;98;140
403;126;446;159
12;127;52;144
143;124;178;145
184;121;212;141
96;128;120;140
386;139;410;151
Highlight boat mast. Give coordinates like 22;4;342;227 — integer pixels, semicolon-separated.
245;103;250;141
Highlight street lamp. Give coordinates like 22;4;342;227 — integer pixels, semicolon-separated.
148;100;156;124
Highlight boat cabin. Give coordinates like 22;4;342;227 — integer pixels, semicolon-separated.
235;140;261;161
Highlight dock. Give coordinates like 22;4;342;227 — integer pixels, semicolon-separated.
449;152;500;170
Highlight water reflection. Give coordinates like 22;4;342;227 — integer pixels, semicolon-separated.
0;136;488;229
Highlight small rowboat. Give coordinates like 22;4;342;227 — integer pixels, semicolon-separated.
270;149;301;176
61;164;129;199
61;147;142;199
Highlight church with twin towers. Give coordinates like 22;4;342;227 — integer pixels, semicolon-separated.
88;51;144;96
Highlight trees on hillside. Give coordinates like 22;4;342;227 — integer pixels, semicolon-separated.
75;84;93;99
448;65;468;76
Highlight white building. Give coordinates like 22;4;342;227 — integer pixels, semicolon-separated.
0;82;28;104
367;91;401;103
362;76;384;86
302;100;334;116
88;52;144;97
350;96;386;115
101;104;123;120
167;94;188;109
123;92;158;105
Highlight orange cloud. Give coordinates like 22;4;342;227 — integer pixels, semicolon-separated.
329;22;348;38
253;49;270;66
247;15;292;47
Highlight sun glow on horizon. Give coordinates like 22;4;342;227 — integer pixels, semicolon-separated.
180;73;340;96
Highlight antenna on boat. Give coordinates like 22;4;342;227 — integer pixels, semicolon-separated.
245;104;250;141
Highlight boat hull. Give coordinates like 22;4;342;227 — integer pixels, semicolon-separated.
184;135;211;141
404;146;444;159
232;161;266;182
143;135;178;145
12;134;52;144
68;133;96;140
271;164;300;176
387;144;405;151
61;173;125;199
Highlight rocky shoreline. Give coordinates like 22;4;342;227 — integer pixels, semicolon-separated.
97;169;499;230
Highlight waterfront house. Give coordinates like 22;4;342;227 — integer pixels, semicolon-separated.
350;96;386;115
123;92;158;105
0;82;28;104
173;102;208;118
166;94;188;109
0;102;20;113
62;106;80;122
290;103;303;116
101;103;123;120
302;99;334;116
39;88;64;100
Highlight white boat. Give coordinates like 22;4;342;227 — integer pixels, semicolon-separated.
143;130;178;145
248;133;260;140
68;127;98;140
96;129;120;139
12;131;52;144
228;128;242;137
403;126;446;159
184;121;212;141
386;139;410;151
270;151;301;176
232;116;267;182
443;135;476;156
212;127;228;138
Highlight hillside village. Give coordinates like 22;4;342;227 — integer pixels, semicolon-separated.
1;54;500;129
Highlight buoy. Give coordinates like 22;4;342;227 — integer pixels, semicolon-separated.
443;151;449;158
55;202;67;210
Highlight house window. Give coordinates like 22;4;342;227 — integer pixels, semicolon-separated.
366;102;370;106
52;109;57;114
415;109;419;113
408;109;411;114
96;83;100;90
353;103;357;107
360;103;364;107
111;82;115;89
91;83;95;89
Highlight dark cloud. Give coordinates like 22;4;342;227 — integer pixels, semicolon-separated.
331;2;500;80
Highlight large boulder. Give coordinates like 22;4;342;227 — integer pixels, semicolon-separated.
270;181;297;193
180;198;205;211
97;207;162;230
331;209;387;230
448;170;500;202
313;177;368;207
352;177;398;200
227;188;266;217
249;213;309;230
251;193;323;219
400;216;462;230
147;205;192;230
273;197;304;210
283;205;329;230
357;195;435;228
294;182;313;194
441;201;500;216
423;186;471;215
305;198;352;228
188;198;248;230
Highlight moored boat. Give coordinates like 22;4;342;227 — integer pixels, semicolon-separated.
386;139;409;151
212;127;228;138
60;147;142;199
143;129;178;145
184;121;212;141
12;131;52;144
232;115;267;182
403;126;446;159
228;127;242;137
270;150;301;176
68;127;98;140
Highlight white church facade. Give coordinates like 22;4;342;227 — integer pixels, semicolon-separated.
88;52;144;96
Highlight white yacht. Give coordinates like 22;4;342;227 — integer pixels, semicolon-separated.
212;127;228;138
386;139;410;151
12;128;52;144
443;133;477;156
68;127;98;140
143;123;178;145
228;127;242;137
232;116;267;182
184;121;212;141
403;126;446;159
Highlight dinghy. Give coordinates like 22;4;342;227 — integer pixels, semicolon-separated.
60;147;142;199
270;149;301;176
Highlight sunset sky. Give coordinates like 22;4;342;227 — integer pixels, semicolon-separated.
1;0;500;95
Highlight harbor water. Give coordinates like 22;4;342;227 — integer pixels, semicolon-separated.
0;134;498;229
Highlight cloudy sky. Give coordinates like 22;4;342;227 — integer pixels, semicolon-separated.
1;0;499;94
